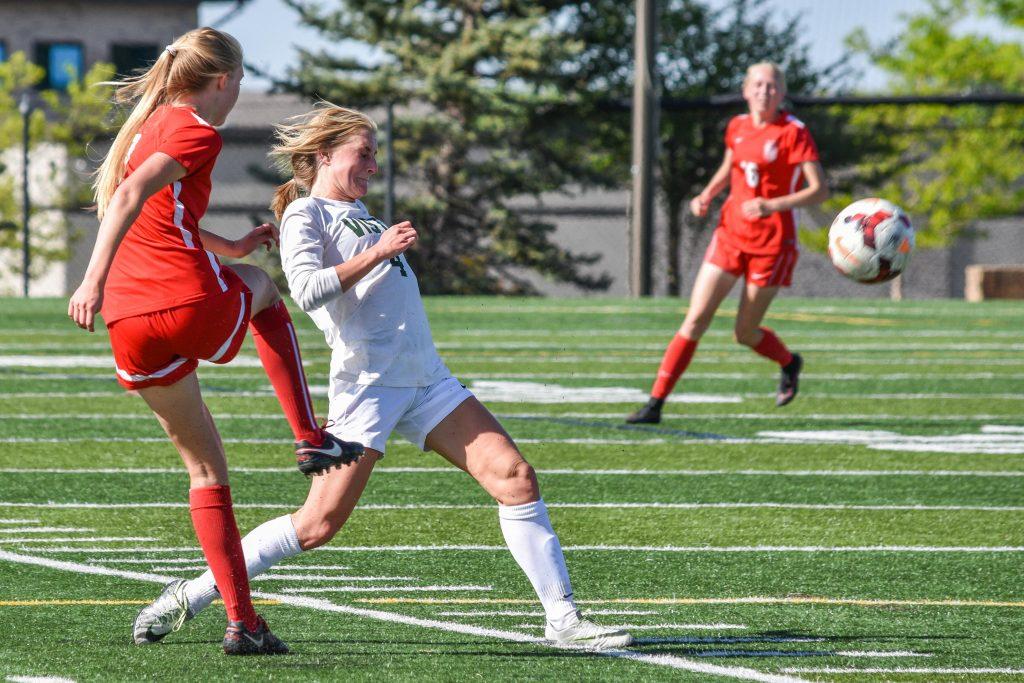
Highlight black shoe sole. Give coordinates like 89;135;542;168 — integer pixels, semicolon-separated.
776;354;803;407
295;443;364;476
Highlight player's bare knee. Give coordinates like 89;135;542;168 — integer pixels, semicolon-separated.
294;515;343;550
734;328;758;347
506;459;539;499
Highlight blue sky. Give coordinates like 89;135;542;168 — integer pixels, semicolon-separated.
199;0;1021;92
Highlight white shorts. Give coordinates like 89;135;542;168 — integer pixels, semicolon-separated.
325;375;473;454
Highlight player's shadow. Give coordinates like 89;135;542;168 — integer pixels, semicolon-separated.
631;629;954;657
509;414;733;441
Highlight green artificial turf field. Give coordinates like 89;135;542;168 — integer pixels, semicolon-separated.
0;296;1021;682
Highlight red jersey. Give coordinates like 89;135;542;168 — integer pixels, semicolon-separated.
102;105;226;323
716;111;819;254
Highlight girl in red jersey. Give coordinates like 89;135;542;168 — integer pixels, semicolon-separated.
627;62;829;424
67;28;361;654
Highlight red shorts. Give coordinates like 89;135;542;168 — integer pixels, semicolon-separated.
704;233;799;288
106;266;253;390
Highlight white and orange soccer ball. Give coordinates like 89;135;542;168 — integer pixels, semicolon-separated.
828;198;915;283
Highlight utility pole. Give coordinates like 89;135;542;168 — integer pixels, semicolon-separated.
384;101;395;226
19;94;30;298
629;0;657;297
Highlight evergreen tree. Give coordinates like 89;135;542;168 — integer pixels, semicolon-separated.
279;0;614;294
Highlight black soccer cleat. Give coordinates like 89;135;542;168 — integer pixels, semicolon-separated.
776;353;803;407
295;430;364;475
625;397;664;424
223;615;289;656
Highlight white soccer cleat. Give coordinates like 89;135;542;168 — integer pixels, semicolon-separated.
545;612;634;650
133;579;194;645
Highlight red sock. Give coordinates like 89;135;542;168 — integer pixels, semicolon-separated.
753;327;793;367
188;485;258;630
249;301;320;443
651;334;699;399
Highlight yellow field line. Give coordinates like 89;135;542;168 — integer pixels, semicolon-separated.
0;599;279;607
356;596;1024;608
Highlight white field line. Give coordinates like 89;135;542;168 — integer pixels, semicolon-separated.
0;550;808;683
10;326;1021;339
86;557;202;564
614;635;825;644
7;389;1024;401
10;430;1024;452
10;352;1024;367
0;519;39;524
6;677;77;683
4;412;1024;423
517;623;750;631
1;499;1021;513
268;564;352;571
834;651;930;658
782;668;1024;675
0;437;672;445
435;342;1024;351
0;527;93;534
361;596;1024;609
2;467;1022;478
437;610;660;617
255;574;418;582
27;544;1024;554
0;537;157;544
12;366;1024;382
280;585;494;594
252;595;808;683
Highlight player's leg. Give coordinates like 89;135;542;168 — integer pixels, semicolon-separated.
735;269;802;406
425;396;633;649
176;450;381;620
227;264;362;473
626;260;739;424
135;372;286;654
168;381;394;624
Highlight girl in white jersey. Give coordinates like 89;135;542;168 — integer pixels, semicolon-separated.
137;104;633;651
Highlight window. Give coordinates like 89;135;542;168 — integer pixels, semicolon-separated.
111;43;159;78
34;42;84;90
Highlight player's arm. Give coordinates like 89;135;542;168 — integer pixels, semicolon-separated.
690;149;732;217
741;161;828;219
332;221;416;291
200;223;279;258
68;153;187;331
766;160;829;212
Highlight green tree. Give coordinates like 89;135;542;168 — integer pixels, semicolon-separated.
278;0;614;294
0;53;114;289
834;0;1024;250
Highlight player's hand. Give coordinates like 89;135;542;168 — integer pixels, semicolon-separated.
689;195;710;217
68;279;103;332
741;197;773;219
375;221;417;260
234;222;279;256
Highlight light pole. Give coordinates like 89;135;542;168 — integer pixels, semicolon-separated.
629;0;657;297
19;93;31;298
383;101;395;227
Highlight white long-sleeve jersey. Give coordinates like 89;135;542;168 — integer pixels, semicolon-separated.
279;196;449;387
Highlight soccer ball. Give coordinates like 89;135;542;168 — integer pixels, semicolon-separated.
827;198;915;283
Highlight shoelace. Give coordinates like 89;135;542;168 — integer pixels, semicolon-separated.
167;587;190;633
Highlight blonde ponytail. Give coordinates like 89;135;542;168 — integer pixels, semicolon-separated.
269;103;377;221
93;27;242;219
270;178;301;222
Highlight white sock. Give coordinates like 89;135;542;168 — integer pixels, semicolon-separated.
183;514;303;613
498;499;578;628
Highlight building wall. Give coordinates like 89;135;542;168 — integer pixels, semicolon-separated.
0;1;197;67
